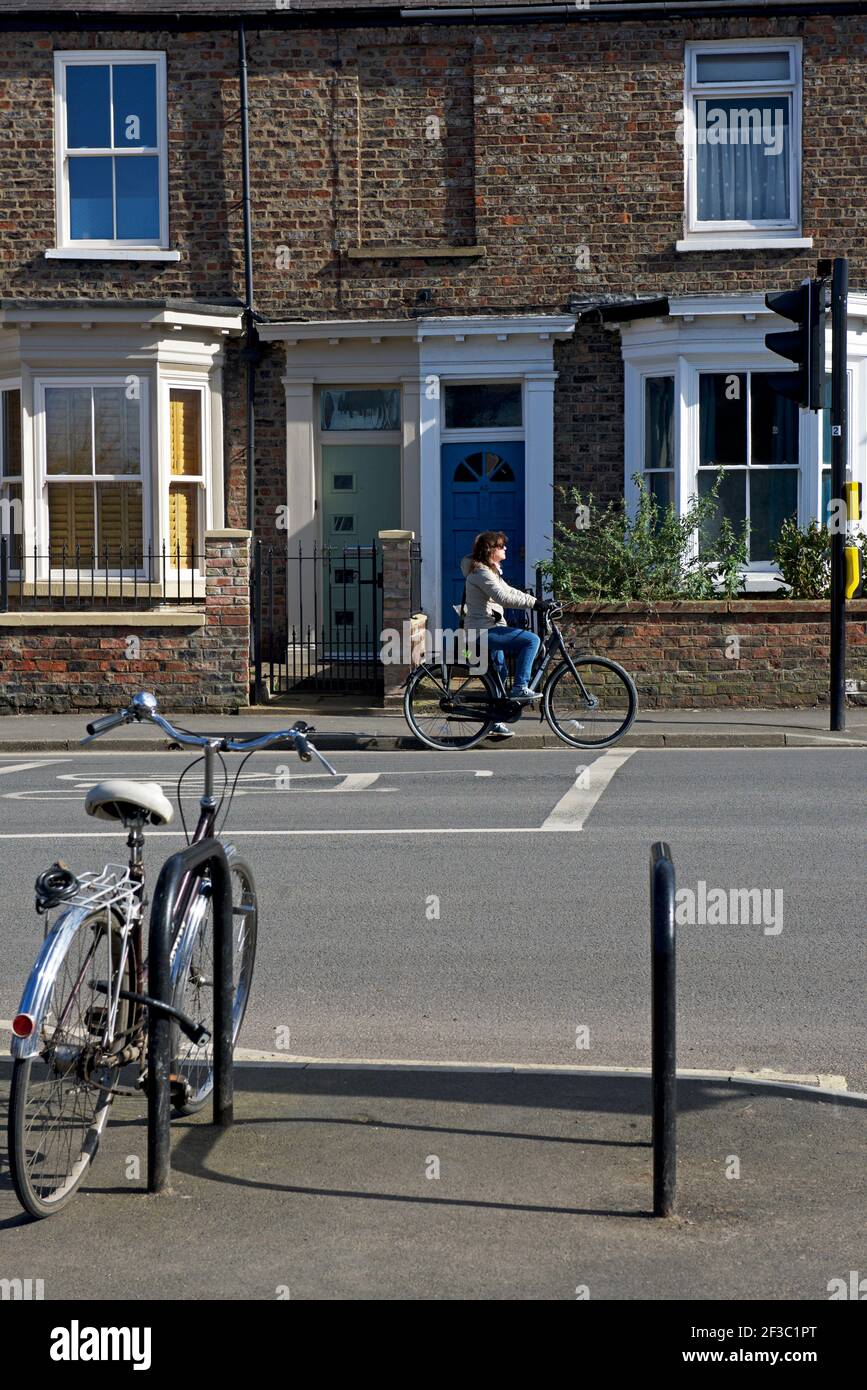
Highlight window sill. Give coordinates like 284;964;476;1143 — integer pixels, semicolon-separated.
676;237;813;253
0;610;205;627
346;244;485;260
45;248;181;262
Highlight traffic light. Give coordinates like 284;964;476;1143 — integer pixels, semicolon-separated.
764;278;826;411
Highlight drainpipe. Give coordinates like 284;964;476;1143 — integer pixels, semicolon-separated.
238;19;261;534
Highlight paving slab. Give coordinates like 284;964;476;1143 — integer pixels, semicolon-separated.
1;1063;863;1300
0;705;865;750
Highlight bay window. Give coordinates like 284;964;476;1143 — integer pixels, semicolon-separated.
41;383;146;568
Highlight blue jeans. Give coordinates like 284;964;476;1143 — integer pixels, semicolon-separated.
485;626;541;691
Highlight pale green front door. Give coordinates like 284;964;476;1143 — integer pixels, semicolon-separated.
321;444;401;648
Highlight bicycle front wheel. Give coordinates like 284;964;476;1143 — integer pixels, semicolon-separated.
543;656;637;748
404;665;496;750
170;852;258;1115
8;905;135;1219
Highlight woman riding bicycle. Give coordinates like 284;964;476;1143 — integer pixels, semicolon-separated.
460;531;547;703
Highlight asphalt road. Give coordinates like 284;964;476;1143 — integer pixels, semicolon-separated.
0;747;864;1088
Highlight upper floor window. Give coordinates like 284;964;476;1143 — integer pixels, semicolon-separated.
683;41;802;245
53;52;168;251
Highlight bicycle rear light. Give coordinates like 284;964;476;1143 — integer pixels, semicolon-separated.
12;1013;36;1038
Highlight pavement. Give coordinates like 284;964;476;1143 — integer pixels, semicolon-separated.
1;1059;863;1299
0;702;865;749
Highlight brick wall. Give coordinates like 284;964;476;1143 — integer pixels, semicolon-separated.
4;17;866;313
2;15;865;556
0;531;251;713
560;600;867;708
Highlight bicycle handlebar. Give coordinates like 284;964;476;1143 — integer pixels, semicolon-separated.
82;692;337;774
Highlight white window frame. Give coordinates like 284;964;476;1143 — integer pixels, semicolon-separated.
160;377;213;576
0;380;23;573
33;375;152;579
51;50;173;258
625;346;823;591
439;379;525;441
681;38;805;250
690;366;803;572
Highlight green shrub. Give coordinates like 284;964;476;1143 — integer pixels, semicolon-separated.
770;519;830;599
541;471;749;603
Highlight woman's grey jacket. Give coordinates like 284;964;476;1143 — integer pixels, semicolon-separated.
459;556;537;631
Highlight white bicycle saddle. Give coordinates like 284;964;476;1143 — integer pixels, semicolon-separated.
84;779;174;825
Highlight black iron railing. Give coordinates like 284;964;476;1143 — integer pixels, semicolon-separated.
0;538;201;612
252;539;392;698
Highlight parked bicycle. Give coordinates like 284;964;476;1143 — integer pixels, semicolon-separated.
404;602;637;751
7;690;336;1218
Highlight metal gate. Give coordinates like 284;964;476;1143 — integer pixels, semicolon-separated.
251;539;420;699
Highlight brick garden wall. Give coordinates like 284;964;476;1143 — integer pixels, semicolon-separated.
0;532;251;714
560;600;867;708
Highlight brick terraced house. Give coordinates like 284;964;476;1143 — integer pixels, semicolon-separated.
0;0;865;708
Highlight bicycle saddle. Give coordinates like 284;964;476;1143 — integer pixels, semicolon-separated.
84;779;174;826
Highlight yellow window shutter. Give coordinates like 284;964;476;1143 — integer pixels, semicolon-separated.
48;483;95;563
170;390;201;477
169;483;197;562
97;483;143;558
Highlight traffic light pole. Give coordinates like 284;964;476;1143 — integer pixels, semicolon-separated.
829;257;848;732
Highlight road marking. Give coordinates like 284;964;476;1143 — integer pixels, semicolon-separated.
541;749;635;831
0;759;68;776
474;770;494;777
3;771;383;801
0;826;625;839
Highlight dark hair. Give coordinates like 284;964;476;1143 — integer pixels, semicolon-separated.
470;531;507;571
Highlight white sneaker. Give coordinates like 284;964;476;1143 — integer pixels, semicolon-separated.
488;723;514;740
509;685;542;701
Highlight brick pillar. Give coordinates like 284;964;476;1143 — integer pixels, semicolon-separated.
204;529;252;710
379;529;427;705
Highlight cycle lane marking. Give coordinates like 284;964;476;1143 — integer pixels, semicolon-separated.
0;759;69;776
540;749;635;831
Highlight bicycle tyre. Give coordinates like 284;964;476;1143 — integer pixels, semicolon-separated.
8;904;135;1219
543;656;637;749
404;665;496;750
170;851;258;1115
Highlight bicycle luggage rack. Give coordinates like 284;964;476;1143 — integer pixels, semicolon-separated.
146;837;234;1195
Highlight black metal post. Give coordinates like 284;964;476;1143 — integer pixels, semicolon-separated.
830;257;848;731
253;539;264;703
238;20;259;535
650;841;676;1217
147;837;233;1194
0;534;7;613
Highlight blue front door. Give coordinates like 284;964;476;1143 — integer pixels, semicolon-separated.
441;442;526;622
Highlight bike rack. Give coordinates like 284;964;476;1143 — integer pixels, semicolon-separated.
650;841;677;1217
146;837;234;1195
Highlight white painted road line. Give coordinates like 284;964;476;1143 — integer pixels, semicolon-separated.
0;759;69;776
541;749;635;831
0;826;635;839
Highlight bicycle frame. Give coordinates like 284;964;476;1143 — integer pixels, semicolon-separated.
415;618;592;711
13;741;224;1065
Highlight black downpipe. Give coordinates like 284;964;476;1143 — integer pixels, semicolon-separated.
238;20;261;536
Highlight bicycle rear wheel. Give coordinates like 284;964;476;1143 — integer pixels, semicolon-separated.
170;852;257;1115
8;905;135;1219
404;665;496;750
543;656;637;748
